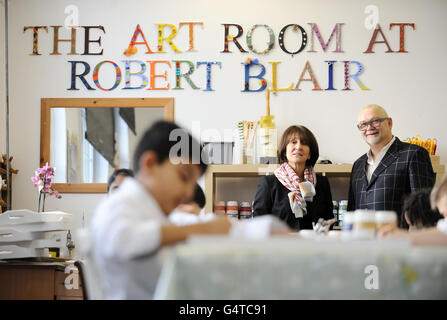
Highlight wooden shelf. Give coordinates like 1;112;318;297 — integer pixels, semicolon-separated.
206;163;352;177
204;157;445;213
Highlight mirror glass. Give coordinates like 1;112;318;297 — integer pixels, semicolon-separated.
49;107;164;183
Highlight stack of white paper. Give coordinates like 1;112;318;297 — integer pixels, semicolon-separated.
0;210;72;259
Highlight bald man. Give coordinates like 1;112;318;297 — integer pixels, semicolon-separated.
347;105;435;228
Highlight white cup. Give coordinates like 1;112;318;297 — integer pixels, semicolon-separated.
353;210;376;239
375;210;398;231
341;212;355;239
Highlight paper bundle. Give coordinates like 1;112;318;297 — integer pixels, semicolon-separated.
0;209;72;259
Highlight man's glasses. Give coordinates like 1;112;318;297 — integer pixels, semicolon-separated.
357;117;388;131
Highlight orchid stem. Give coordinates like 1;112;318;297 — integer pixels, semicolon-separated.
42;172;46;212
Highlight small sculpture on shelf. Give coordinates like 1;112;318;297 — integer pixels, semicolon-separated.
0;154;19;213
257;88;278;164
0;178;6;212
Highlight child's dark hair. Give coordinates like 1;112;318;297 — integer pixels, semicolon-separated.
402;189;443;228
107;168;134;191
132;120;207;174
191;183;206;209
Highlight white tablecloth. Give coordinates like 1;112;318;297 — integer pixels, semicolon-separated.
154;236;447;299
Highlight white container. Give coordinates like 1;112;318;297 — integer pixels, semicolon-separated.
239;202;252;219
0;210;72;231
232;135;244;165
0;210;72;260
0;246;49;260
375;211;398;231
0;221;70;233
341;212;355;239
353;210;377;239
214;201;226;216
343;212;355;230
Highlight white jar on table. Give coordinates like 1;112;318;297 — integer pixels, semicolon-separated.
353;210;376;239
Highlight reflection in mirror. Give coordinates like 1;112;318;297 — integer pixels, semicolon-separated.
41;98;174;193
50;107;164;183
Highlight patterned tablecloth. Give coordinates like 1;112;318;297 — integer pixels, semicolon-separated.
154;236;447;299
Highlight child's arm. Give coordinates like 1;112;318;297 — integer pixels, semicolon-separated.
405;228;447;246
160;216;232;246
378;226;447;246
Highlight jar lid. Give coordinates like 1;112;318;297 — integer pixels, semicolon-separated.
240;201;251;207
215;201;226;206
354;209;376;221
227;201;238;206
375;211;397;222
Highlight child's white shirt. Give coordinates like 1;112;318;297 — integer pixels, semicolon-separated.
91;177;167;299
91;178;290;299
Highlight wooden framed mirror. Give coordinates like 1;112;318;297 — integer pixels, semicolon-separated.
40;98;174;193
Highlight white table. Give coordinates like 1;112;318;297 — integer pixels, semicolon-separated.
154;236;447;299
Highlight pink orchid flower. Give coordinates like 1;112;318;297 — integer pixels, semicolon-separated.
31;164;62;203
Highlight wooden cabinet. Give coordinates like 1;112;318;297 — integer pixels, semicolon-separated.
0;262;84;300
204;156;445;213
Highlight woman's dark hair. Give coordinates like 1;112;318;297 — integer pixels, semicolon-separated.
402;189;443;228
277;125;319;167
191;183;206;209
132;120;207;174
107;168;134;191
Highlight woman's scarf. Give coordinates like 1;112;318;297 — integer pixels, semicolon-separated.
274;162;317;218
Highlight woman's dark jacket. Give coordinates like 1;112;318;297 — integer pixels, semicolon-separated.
253;173;334;230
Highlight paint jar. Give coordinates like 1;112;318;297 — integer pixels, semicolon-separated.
341;212;355;239
214;201;226;216
226;201;239;220
239;202;252;219
338;200;348;227
375;211;397;232
353;210;377;239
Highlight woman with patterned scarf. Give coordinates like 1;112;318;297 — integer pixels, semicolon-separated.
253;125;334;230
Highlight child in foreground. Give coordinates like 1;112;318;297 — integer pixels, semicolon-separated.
91;121;231;299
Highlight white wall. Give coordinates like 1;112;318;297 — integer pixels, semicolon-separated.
5;0;447;237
